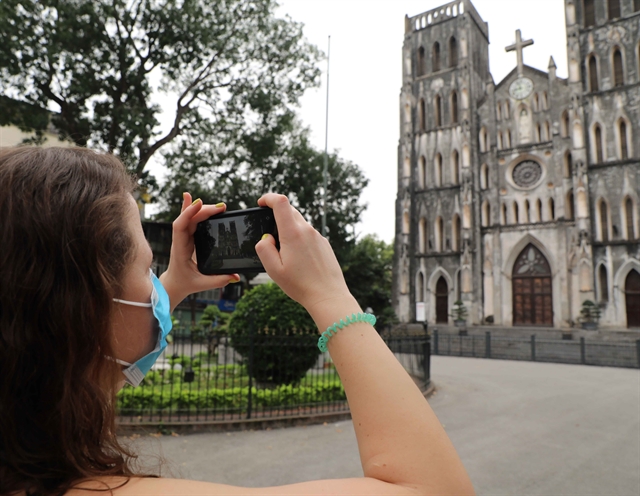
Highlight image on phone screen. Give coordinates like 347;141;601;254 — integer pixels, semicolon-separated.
194;207;278;274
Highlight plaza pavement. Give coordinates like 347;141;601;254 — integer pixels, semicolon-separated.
127;355;640;495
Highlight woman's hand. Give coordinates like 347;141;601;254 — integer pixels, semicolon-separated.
159;193;240;312
254;193;352;315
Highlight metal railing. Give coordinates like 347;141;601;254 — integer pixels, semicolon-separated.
432;330;640;369
117;331;430;425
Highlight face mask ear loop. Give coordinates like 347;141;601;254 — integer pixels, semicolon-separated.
113;298;153;308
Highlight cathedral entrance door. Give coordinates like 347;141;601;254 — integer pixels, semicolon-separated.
512;244;553;326
625;270;640;328
435;276;449;324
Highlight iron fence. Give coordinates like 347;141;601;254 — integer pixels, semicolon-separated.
432;330;640;369
117;331;430;424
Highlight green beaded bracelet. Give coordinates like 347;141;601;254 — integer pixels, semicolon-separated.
317;312;377;352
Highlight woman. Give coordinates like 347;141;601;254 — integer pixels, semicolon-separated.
0;147;474;495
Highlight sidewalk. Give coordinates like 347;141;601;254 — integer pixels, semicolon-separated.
125;356;640;495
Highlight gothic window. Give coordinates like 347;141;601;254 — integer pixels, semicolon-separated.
618;119;629;160
418;46;426;76
566;190;575;220
449;36;458;67
549;198;555;220
544;122;551;141
504;100;511;119
533;94;539;112
501;203;507;225
419;98;426;131
435;217;444;251
584;0;596;27
513;202;520;224
452;214;461;251
482;201;490;227
479;127;488;152
524;200;531;223
419;156;427;188
561;110;570;137
435;153;443;186
625;197;636;239
564;150;573;177
403;156;411;178
435;95;442;127
535;123;542;142
417;272;425;302
599;265;609;302
588;55;599;92
506;130;512;148
599;199;610;241
419;218;428;252
403;211;410;234
608;0;621;19
613;48;624;87
497;132;503;150
536;199;543;222
496;102;502;121
594;124;604;163
432;42;441;72
451;150;460;185
480;164;489;189
451;90;459;124
542;92;549;109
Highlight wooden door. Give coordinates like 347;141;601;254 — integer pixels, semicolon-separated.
626;270;640;328
435;276;449;324
512;244;553;326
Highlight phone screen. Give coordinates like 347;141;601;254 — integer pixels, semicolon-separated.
194;207;278;274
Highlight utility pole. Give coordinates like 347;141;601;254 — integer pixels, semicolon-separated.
322;35;331;237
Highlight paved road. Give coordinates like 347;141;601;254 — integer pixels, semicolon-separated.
126;356;640;495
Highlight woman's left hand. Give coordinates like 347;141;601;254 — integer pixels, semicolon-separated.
159;192;240;312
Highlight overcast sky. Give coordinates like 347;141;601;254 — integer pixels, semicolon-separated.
149;0;569;244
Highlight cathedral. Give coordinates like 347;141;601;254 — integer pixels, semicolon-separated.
393;0;640;329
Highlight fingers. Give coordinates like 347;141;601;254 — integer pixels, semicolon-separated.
258;193;298;229
255;233;282;276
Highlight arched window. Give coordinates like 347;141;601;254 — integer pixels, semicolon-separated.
566;190;575;220
504;100;511;119
513;202;520;224
625;197;636;239
536;199;543;222
481;163;489;189
588;55;599;92
561;110;570;137
506;130;512;148
608;0;621;19
619;119;629;160
544;122;551;141
432;42;441;72
479;127;488;152
451;90;459;124
403;156;410;178
594;124;604;163
564;151;573;177
435;217;444;251
435;153;443;187
501;203;507;225
542;92;549;110
497;132;503;150
449;36;458;67
419;156;427;188
435;95;442;127
496;102;502;121
524;200;531;223
535;123;542;142
417;272;425;302
419;98;426;131
403;211;410;234
452;214;461;251
419;218;428;252
418;46;426;76
613;48;624;87
533;93;539;112
549;198;555;220
584;0;596;27
599;265;609;302
482;201;491;227
451;150;459;185
599;200;609;241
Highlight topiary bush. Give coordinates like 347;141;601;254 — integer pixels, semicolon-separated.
228;283;320;386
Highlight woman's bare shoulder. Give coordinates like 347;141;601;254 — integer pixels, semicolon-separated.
67;476;424;496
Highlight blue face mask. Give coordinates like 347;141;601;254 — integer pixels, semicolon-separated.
112;269;173;387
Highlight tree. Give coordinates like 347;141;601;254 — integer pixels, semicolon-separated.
0;0;321;188
341;235;397;329
157;114;369;259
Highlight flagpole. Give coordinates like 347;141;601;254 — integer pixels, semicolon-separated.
322;35;331;237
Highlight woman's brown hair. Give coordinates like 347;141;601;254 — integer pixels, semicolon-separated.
0;147;142;494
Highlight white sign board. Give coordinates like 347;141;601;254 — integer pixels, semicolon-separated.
416;302;425;322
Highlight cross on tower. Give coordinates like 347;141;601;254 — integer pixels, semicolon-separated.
506;29;534;77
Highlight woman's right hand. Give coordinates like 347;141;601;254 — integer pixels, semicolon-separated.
255;193;352;314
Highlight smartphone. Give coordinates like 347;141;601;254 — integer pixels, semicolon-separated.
194;207;279;275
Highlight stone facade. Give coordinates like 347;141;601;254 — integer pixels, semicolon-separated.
394;0;640;329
